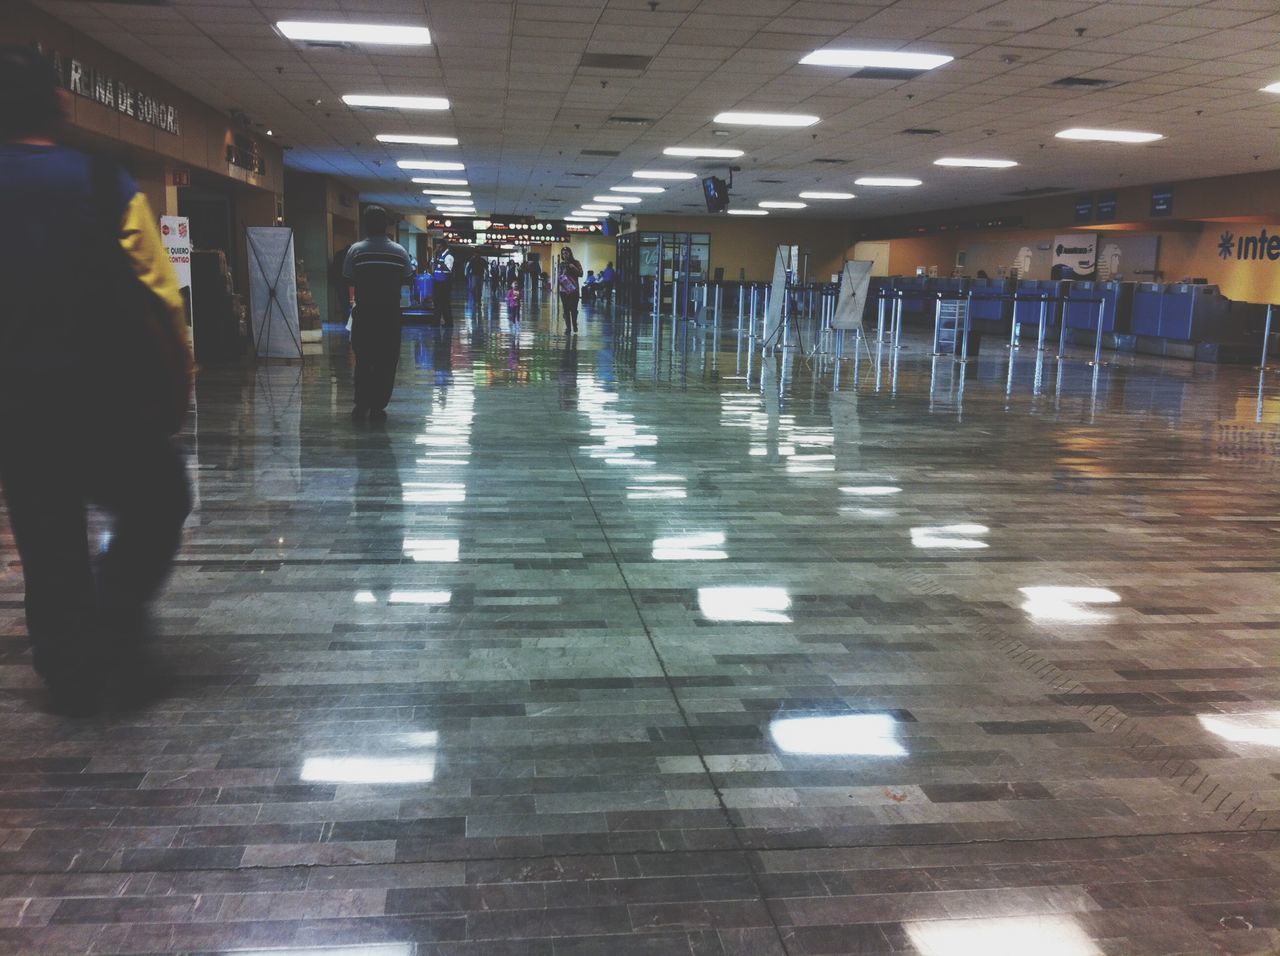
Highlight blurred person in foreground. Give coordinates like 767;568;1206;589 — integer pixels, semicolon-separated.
0;46;193;716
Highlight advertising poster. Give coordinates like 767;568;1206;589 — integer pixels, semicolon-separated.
1052;233;1098;278
159;215;194;337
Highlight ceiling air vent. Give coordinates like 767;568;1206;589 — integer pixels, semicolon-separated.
848;67;926;81
902;127;941;136
566;172;594;178
580;53;653;72
303;40;354;51
580;149;621;157
57;0;169;4
813;158;848;165
608;116;653;127
758;179;784;184
1050;76;1116;89
1003;186;1072;197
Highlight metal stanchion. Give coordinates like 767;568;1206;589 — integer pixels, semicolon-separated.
1035;294;1049;351
737;284;746;337
749;285;759;338
876;295;887;342
1057;297;1072;358
1259;303;1274;370
930;292;944;354
892;294;904;351
1088;298;1108;367
960;290;973;362
1009;297;1021;351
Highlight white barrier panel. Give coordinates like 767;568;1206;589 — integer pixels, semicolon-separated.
762;245;789;343
246;226;302;359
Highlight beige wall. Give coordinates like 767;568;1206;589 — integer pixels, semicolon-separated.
636;214;850;282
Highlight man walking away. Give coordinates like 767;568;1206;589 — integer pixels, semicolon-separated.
343;205;413;421
431;238;456;326
0;47;193;716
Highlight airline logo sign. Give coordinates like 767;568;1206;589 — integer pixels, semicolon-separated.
1052;233;1097;278
1218;228;1280;262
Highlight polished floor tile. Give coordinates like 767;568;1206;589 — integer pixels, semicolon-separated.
1;293;1278;955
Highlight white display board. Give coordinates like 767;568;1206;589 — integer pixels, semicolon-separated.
762;244;790;343
160;215;194;339
246;226;302;359
831;260;874;331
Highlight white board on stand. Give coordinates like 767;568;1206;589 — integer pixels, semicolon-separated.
831;260;874;331
762;244;790;343
246;227;302;359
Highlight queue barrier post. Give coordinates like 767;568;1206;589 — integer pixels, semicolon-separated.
1260;303;1274;370
1089;297;1107;367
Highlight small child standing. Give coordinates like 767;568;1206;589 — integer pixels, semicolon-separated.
506;280;522;323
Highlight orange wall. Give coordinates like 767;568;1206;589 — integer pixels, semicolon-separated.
636;214;850;282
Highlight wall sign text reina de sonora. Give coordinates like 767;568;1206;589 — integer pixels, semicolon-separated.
43;48;180;136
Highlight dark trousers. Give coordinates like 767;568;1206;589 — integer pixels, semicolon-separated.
352;314;401;411
560;291;580;330
0;421;190;685
434;278;454;324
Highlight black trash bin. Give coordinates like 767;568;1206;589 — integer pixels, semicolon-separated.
954;328;982;360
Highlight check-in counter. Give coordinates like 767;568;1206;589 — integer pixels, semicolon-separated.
967;278;1015;325
1062;280;1135;333
1013;280;1065;330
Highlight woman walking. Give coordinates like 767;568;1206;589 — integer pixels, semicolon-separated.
557;245;583;335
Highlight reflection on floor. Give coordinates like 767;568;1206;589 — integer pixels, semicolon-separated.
1;292;1279;955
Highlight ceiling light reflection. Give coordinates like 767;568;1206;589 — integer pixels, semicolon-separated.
1198;712;1280;748
301;756;436;784
1019;586;1120;623
652;532;727;561
910;524;989;549
698;586;791;623
770;714;906;756
840;486;902;496
906;915;1102;956
387;590;452;605
402;538;460;562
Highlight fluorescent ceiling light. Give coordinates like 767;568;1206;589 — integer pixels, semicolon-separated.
714;111;820;127
632;170;697;180
727;209;768;215
343;94;450;111
411;177;468;186
663;146;744;158
800;191;855;200
596;195;641;203
1262;82;1280;94
759;201;806;209
278;22;432;45
800;48;952;71
934;157;1018;168
582;204;623;211
376;134;457;146
567;216;602;222
397;160;465;170
1056;127;1163;143
613;185;664;193
422;189;470;196
855;176;922;187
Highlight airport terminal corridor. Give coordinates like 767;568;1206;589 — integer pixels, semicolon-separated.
0;296;1277;955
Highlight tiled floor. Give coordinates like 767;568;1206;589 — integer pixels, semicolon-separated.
1;292;1279;955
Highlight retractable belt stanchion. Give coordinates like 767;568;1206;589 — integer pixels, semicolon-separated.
737;284;746;338
1009;295;1021;351
1260;304;1274;370
748;284;759;338
1057;298;1072;358
1036;293;1049;352
892;292;904;351
930;292;944;355
876;294;887;343
960;289;974;362
1089;298;1108;367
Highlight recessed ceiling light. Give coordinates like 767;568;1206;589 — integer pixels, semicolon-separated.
567;215;601;222
278;22;431;45
1262;81;1280;94
582;204;623;211
343;94;450;111
663;146;745;158
596;195;641;203
934;157;1018;168
800;49;952;71
759;201;807;209
727;209;768;216
714;111;820;127
1055;128;1163;143
411;177;468;186
422;189;471;196
800;191;856;200
397;160;465;170
376;134;458;146
632;170;698;180
855;176;922;187
613;185;665;193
